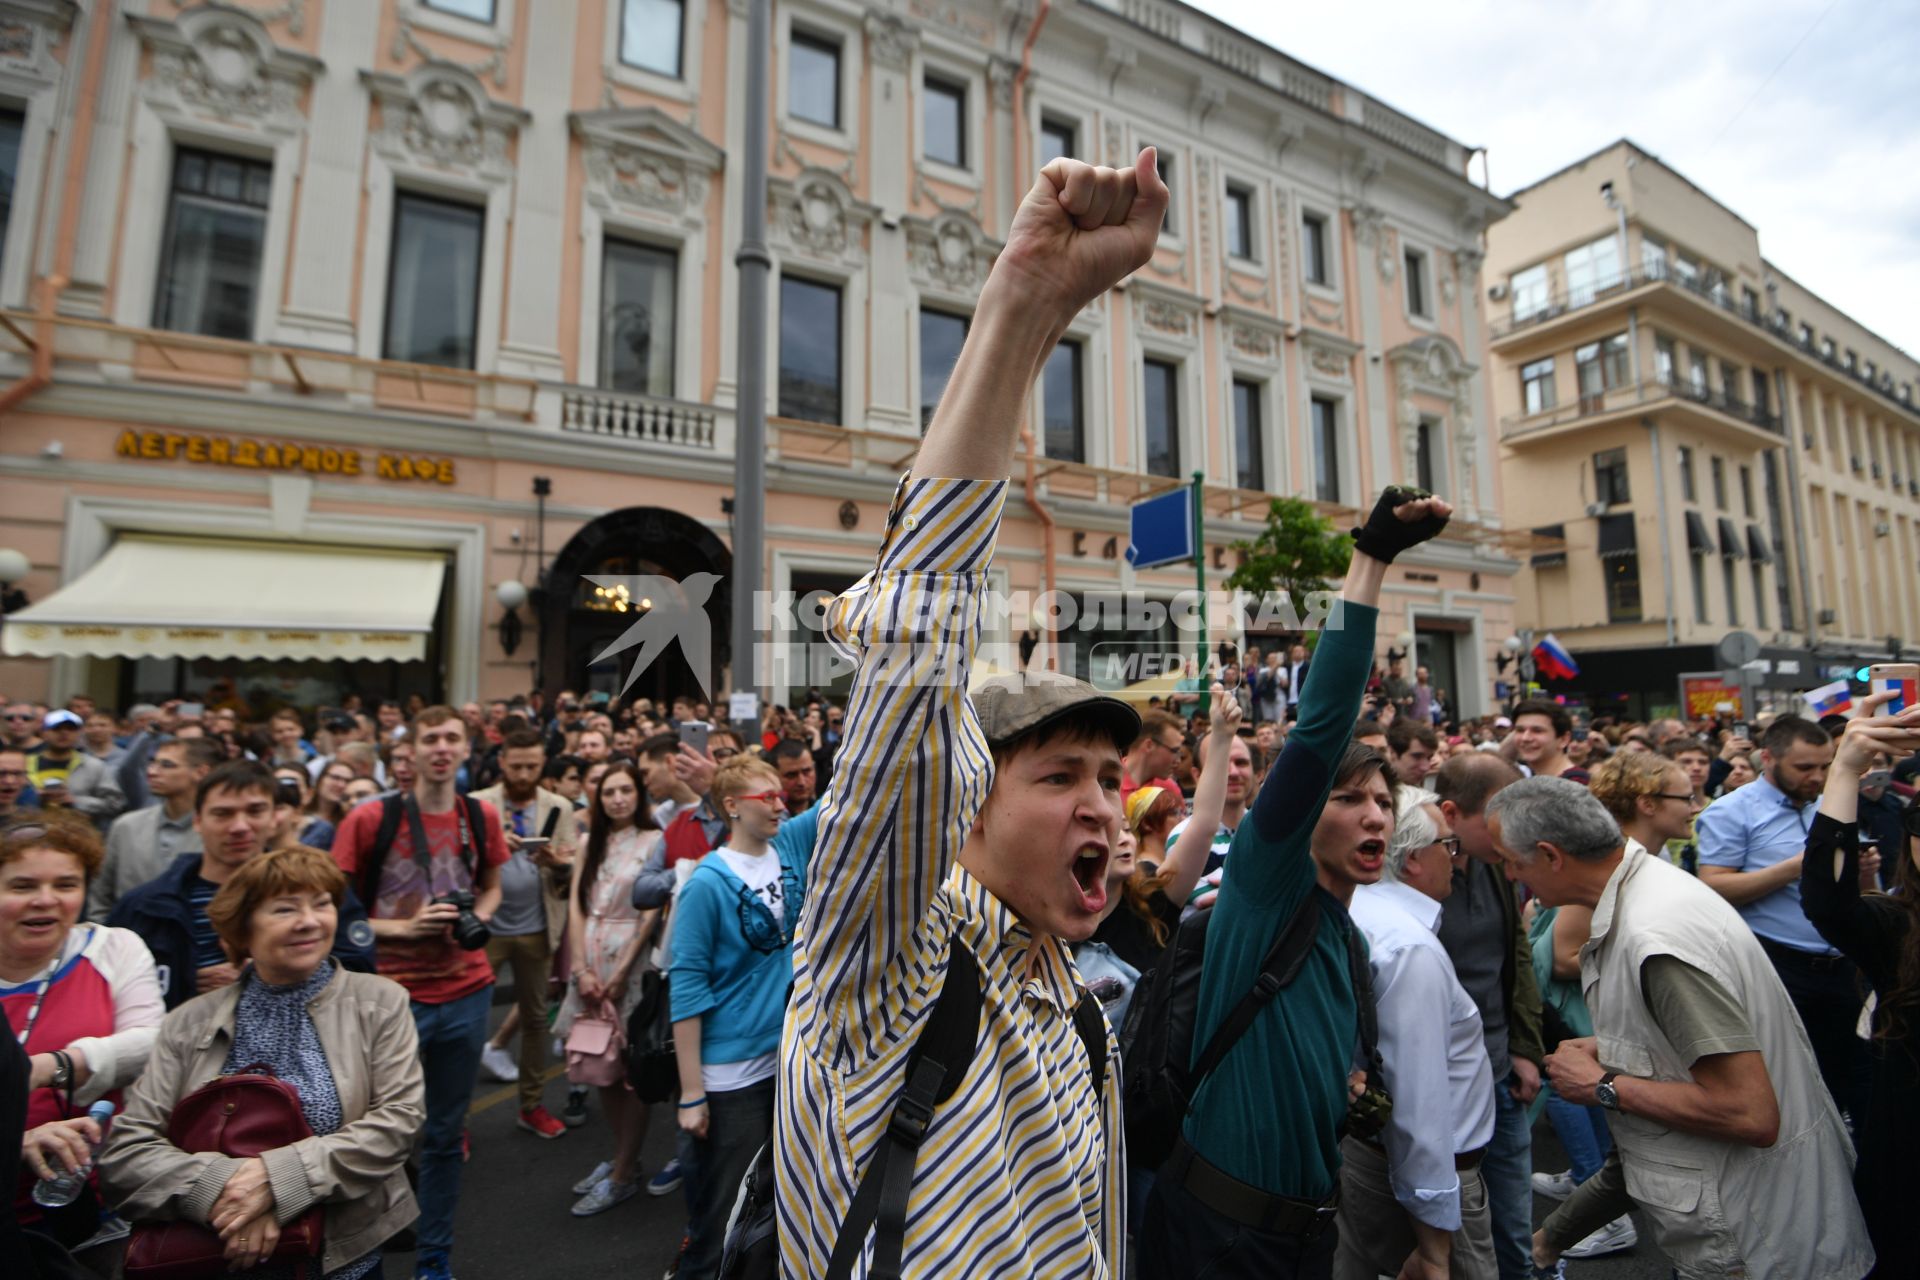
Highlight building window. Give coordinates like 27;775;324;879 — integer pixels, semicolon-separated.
789;30;840;129
1710;456;1727;509
1641;237;1667;279
1039;117;1075;165
383;192;483;369
1302;212;1329;286
1042;339;1083;463
1575;333;1630;400
1798;323;1814;347
1607;555;1643;622
1722;556;1740;626
922;75;966;168
1142;358;1180;478
1740;285;1760;319
1673;253;1701;288
778;275;841;423
0;109;22;251
1821;336;1836;361
1156;150;1176;234
1224;184;1254;260
1751;561;1767;629
600;238;677;396
1415;416;1441;493
1593;447;1630;506
620;0;684;78
1508;263;1549;323
1691;552;1709;623
1678;445;1695;502
1520;357;1556;415
423;0;494;20
1654;334;1676;385
918;307;968;431
1311;395;1341;503
1739;465;1754;517
1404;247;1429;317
1751;369;1771;420
1762;453;1793;627
1688;350;1708;395
1564;234;1622;307
1844;348;1858;373
1232;378;1263;491
1720;361;1742;408
154;148;273;341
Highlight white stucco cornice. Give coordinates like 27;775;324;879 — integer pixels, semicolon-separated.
569;107;724;174
129;3;322;131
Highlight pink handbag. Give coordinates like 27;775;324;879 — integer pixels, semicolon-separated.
565;1002;626;1087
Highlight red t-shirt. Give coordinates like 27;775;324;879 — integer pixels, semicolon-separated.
332;797;509;1004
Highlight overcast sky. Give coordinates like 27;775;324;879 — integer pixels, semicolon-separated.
1190;0;1920;359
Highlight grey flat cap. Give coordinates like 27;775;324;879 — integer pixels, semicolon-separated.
971;673;1140;751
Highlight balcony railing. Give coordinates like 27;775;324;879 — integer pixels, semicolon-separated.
1492;262;1919;419
1503;377;1784;441
560;389;717;450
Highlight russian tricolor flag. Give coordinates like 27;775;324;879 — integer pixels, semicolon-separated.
1873;675;1919;714
1531;633;1580;680
1804;679;1853;717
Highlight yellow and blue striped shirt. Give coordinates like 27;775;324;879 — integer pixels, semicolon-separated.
775;475;1124;1279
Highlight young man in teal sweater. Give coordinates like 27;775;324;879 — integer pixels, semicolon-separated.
1137;487;1453;1280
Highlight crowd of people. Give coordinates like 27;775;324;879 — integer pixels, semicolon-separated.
3;149;1912;1280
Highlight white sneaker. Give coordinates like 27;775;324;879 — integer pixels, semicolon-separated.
480;1044;519;1082
571;1176;639;1217
1530;1169;1578;1200
1562;1215;1638;1259
571;1160;615;1196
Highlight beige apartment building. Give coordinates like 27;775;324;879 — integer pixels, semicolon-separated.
0;0;1515;717
1487;139;1920;719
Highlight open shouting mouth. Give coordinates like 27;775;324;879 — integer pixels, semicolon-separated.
1071;842;1110;914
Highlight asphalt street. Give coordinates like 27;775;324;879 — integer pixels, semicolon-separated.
380;998;1675;1280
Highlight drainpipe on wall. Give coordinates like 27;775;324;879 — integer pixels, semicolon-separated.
1775;368;1819;652
1644;416;1678;649
1010;0;1055;672
0;0;116;415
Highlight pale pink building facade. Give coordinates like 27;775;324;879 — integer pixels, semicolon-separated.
0;0;1516;716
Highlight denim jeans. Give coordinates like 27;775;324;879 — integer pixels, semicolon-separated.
1542;1085;1612;1183
1482;1074;1533;1280
411;986;492;1254
676;1077;776;1280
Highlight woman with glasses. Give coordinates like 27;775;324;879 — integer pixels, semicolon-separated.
1800;691;1920;1279
312;761;356;829
557;761;662;1217
668;755;801;1280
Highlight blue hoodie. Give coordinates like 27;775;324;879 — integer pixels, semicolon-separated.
668;833;807;1069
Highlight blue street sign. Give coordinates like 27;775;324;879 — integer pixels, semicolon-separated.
1126;487;1194;569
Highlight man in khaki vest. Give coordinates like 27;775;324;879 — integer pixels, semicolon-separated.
1486;776;1872;1280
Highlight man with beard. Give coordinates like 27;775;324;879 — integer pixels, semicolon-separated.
471;728;577;1138
1696;716;1863;1123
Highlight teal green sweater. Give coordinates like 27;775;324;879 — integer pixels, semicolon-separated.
1182;601;1375;1198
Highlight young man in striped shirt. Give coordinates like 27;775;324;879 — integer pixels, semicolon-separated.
774;150;1168;1279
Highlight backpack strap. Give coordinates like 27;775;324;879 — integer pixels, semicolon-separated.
826;944;983;1280
1184;889;1324;1098
1072;993;1108;1092
361;793;407;907
1343;908;1384;1085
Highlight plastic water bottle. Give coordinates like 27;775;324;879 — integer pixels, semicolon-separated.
32;1100;116;1207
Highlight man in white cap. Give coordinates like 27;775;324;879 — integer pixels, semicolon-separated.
27;708;126;825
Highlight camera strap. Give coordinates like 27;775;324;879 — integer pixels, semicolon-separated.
401;792;479;893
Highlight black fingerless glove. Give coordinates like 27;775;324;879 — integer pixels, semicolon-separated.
1351;485;1450;564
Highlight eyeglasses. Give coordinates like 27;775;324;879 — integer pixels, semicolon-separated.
710;747;740;761
733;790;787;809
1654;792;1701;804
2;712;36;721
1431;835;1462;858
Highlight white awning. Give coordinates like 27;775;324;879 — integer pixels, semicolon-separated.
2;535;445;663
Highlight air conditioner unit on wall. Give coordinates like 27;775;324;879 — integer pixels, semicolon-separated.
1488;283;1509;301
1585;501;1609;517
1818;608;1838;625
1876;522;1891;537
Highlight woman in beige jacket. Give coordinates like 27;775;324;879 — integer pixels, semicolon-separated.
100;847;424;1278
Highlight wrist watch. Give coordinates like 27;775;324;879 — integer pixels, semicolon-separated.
48;1052;73;1091
1595;1071;1622;1112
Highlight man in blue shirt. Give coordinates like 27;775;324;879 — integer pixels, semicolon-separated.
1695;715;1861;1121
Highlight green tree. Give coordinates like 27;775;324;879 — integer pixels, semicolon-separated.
1226;497;1352;647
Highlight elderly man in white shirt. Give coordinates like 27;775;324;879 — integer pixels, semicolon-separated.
1336;787;1499;1280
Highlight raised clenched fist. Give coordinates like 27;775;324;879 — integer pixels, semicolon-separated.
990;149;1169;329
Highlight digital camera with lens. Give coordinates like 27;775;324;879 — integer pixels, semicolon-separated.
433;890;491;951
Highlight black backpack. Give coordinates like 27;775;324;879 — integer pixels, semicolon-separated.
1118;887;1385;1172
717;943;1109;1280
357;791;489;909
